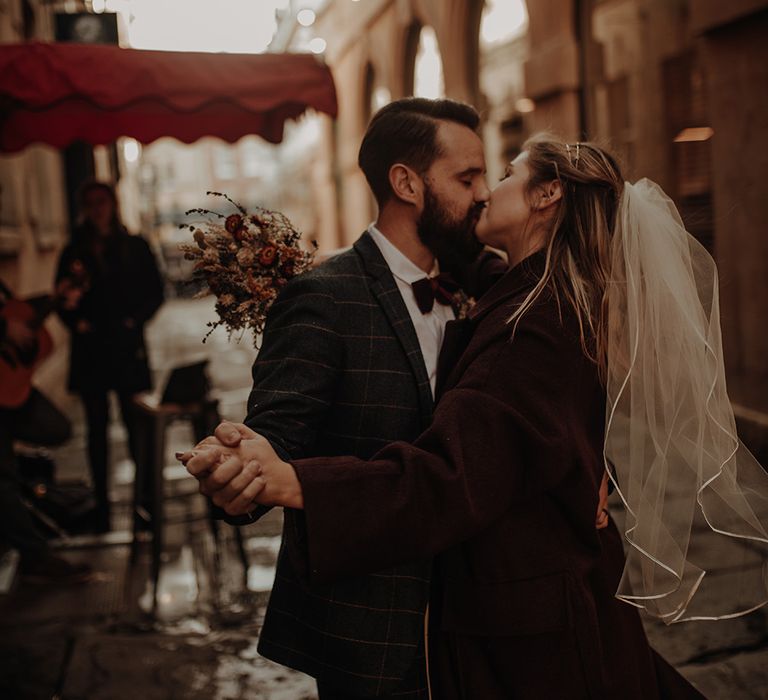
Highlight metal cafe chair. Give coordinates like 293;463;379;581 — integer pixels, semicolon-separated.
131;360;249;612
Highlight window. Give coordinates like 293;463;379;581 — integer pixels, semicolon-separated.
213;145;238;181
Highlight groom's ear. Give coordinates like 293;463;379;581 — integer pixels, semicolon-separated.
388;163;423;207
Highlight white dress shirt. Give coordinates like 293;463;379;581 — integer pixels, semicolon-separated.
368;225;454;397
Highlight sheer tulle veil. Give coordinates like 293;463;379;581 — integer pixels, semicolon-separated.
604;178;768;623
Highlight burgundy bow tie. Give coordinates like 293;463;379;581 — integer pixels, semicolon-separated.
411;273;460;314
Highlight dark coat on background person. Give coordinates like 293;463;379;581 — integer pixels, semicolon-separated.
292;252;704;699
55;226;164;395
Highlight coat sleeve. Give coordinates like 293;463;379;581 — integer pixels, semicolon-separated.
244;273;342;455
293;309;580;583
218;272;343;525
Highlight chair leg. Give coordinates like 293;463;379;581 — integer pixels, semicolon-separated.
234;526;249;588
130;426;145;567
151;414;166;614
206;500;222;575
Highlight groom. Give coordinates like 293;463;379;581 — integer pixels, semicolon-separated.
186;98;493;698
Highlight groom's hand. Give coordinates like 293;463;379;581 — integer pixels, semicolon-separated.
207;436;302;514
178;421;261;505
178;428;303;514
179;442;267;514
177;420;258;478
184;421;258;456
212;420;257;447
192;421;258;454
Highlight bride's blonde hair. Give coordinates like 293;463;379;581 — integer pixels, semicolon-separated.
510;134;624;381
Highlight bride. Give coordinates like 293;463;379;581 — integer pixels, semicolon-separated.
183;136;768;698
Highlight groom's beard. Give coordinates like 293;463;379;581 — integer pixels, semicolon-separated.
417;186;485;276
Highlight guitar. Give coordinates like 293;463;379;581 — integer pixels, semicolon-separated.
0;268;89;409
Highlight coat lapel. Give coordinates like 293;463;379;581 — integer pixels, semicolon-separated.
437;250;549;398
468;249;548;325
353;232;434;425
435;317;474;400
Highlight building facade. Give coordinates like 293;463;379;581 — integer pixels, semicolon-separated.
1;0;766;426
282;0;768;420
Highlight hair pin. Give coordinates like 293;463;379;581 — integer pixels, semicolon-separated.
565;142;581;167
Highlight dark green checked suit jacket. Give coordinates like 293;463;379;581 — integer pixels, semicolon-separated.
242;231;437;696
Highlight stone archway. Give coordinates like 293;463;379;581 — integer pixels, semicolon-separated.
436;0;485;105
399;17;446;99
397;0;484;105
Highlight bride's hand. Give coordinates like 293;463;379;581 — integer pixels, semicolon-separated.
596;472;610;530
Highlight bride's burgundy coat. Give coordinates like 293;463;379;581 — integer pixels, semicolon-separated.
291;252;704;699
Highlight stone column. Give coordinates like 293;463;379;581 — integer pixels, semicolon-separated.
523;0;582;139
428;0;485;106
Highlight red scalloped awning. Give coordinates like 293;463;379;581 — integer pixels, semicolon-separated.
0;41;338;152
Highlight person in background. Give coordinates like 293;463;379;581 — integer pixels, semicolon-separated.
55;181;164;533
0;280;90;583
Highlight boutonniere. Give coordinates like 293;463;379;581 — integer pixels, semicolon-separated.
452;290;476;320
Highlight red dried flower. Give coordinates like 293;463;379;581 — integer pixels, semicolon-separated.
233;225;249;243
225;214;242;234
246;272;262;294
258;244;278;267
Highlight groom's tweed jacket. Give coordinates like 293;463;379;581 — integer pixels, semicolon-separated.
243;232;435;696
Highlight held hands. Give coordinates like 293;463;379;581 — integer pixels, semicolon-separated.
177;421;303;516
178;420;610;525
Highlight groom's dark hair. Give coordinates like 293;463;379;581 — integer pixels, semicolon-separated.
358;97;480;206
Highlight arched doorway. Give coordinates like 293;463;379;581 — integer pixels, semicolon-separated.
414;25;445;98
403;21;445;99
